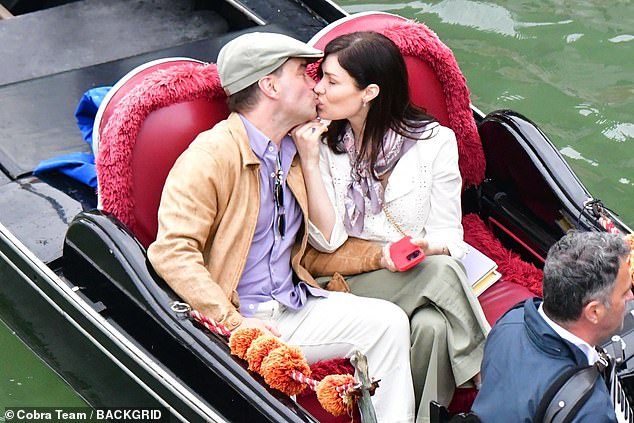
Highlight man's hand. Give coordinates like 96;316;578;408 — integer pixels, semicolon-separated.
235;317;281;337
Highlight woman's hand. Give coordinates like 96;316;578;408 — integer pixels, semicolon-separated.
381;237;450;272
291;119;337;241
291;119;329;171
380;243;398;272
410;237;450;256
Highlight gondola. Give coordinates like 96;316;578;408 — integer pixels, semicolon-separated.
0;1;632;422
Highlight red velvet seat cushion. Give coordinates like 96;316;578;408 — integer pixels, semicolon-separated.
96;59;228;247
132;98;228;247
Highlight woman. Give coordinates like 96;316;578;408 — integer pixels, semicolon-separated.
292;31;490;422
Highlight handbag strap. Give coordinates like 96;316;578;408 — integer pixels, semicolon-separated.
382;204;407;237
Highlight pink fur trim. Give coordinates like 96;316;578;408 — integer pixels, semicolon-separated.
96;62;225;232
381;21;485;187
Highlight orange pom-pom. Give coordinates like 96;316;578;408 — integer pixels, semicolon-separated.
245;335;285;373
260;344;311;396
316;374;356;416
229;327;263;359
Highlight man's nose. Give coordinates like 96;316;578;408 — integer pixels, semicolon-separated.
305;75;317;89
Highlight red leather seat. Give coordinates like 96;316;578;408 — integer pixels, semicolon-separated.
95;58;229;248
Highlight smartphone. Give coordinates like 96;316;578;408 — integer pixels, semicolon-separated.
389;236;425;272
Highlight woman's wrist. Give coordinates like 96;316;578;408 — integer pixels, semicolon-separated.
299;158;320;173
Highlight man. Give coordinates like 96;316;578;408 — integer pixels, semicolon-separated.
147;32;415;422
472;231;634;422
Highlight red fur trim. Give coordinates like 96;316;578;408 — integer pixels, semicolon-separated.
299;358;354;398
463;214;543;296
96;62;225;231
381;21;485;187
310;358;354;381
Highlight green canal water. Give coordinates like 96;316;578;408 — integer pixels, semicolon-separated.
1;0;633;412
0;319;88;412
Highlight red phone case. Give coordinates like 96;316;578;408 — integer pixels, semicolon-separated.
389;236;425;272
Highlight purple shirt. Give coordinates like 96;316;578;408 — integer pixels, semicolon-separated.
237;115;327;316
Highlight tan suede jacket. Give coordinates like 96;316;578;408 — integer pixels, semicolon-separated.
147;113;383;330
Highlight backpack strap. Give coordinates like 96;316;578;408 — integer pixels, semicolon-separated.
534;365;600;423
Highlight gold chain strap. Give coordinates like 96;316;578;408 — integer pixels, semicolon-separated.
382;204;408;238
383;204;449;256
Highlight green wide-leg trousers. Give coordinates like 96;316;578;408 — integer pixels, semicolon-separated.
345;255;491;423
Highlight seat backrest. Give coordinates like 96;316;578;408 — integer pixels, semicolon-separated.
308;12;485;187
95;58;229;247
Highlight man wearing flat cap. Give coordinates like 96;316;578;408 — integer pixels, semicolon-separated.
148;32;415;422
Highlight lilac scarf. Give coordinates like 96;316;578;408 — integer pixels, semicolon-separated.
341;125;416;236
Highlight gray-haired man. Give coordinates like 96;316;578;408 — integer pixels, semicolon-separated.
472;231;633;422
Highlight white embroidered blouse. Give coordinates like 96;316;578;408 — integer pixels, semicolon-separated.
308;123;468;259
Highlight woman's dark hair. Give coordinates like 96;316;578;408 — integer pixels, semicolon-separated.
321;31;436;178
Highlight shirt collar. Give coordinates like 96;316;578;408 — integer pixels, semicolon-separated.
538;303;600;365
238;114;297;163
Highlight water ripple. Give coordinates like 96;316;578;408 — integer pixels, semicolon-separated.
602;122;634;142
560;146;599;167
609;34;634;43
497;91;525;102
575;103;599;116
565;33;584;43
344;1;577;39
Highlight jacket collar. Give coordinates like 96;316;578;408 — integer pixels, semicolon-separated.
227;113;302;171
523;298;589;365
226;113;260;168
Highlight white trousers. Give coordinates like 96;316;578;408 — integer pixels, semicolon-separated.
254;291;415;423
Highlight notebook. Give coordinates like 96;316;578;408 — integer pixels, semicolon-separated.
461;243;502;296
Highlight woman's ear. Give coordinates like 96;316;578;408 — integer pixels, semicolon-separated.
362;84;380;104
